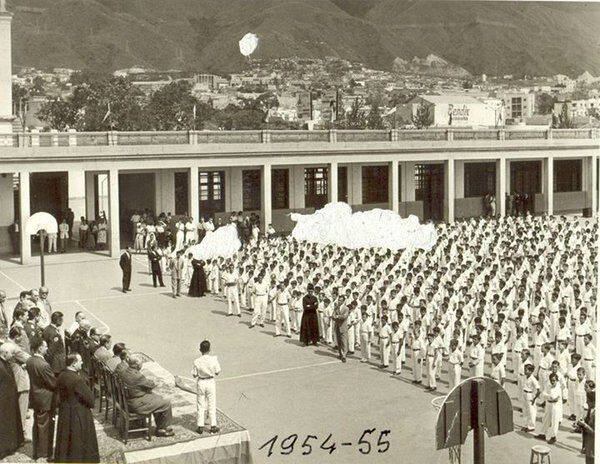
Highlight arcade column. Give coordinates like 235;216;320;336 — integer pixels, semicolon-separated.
498;157;506;216
261;163;272;231
108;169;120;258
546;155;554;215
188;167;199;221
328;161;338;203
446;158;455;223
18;172;31;264
389;161;399;213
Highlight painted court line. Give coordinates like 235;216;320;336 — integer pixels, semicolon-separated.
0;270;27;290
213;360;341;383
53;289;166;306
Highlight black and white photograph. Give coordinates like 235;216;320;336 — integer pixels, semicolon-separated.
0;0;598;463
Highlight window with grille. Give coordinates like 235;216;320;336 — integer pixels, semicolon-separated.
464;163;496;198
362;166;389;204
554;159;582;192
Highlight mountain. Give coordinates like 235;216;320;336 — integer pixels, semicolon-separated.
8;0;600;76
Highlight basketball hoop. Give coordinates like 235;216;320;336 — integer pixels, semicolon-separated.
432;396;461;463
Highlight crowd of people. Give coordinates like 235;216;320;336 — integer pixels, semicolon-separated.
0;287;183;462
199;213;596;455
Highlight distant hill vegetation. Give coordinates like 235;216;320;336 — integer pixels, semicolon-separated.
8;0;600;76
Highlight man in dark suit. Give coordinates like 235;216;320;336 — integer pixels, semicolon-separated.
25;337;56;461
42;311;66;375
119;245;133;293
148;245;165;288
120;354;174;437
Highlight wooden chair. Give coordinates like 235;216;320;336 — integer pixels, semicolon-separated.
102;365;117;425
113;377;152;444
92;358;111;417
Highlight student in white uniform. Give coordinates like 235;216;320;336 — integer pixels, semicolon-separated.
390;321;404;375
581;334;596;379
274;283;292;338
378;315;393;368
359;310;374;363
521;363;540;433
539;372;563;445
489;353;506;387
223;265;241;317
250;272;268;328
469;335;485;378
447;339;463;391
566;353;583;420
192;340;221;434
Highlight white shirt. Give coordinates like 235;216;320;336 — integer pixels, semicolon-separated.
192;354;221;380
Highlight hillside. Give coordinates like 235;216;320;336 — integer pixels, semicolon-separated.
8;0;600;76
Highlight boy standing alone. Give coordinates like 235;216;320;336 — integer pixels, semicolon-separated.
192;340;221;435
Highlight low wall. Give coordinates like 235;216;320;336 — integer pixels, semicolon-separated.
456;197;485;219
399;201;424;221
351;203;389;212
272;208;316;232
554;191;588;214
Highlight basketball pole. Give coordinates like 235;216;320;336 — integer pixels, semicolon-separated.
39;229;46;287
473;379;485;464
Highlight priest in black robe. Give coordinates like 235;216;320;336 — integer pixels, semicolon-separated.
55;353;100;463
0;344;24;459
188;259;208;297
300;284;320;346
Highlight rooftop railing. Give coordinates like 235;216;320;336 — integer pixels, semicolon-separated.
0;127;597;148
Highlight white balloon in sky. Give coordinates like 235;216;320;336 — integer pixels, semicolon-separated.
239;32;259;56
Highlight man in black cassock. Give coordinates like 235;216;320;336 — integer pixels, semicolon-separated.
299;284;320;346
0;344;24;460
55;353;99;463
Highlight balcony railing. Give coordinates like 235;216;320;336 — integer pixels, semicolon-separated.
1;128;598;148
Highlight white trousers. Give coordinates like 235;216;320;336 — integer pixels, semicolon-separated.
426;356;437;388
412;350;423;381
196;379;217;427
390;342;402;373
380;340;390;366
360;334;371;361
48;235;57;253
521;395;537;429
226;287;241;315
448;363;462;390
275;304;291;336
251;296;268;326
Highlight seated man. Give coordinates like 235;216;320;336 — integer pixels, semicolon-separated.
120;354;174;437
105;342;126;372
94;335;112;364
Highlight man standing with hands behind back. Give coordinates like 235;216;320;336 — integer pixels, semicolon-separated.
169;250;185;298
119;245;133;293
333;296;350;363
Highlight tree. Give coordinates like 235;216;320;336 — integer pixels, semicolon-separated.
536;93;556;115
37;76;147;131
36;98;77;131
343;97;366;129
31;76;46;96
412;103;433;129
366;101;384;129
145;81;202;130
557;102;573;129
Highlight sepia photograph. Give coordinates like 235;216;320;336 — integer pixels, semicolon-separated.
0;0;598;463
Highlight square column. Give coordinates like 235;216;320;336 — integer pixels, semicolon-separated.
68;170;86;241
188;167;199;220
261;163;272;231
591;155;597;217
546;156;554;215
389;161;399;213
328;161;338;203
18;172;31;264
85;171;96;220
498;158;506;216
108;169;120;258
447;158;455;223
